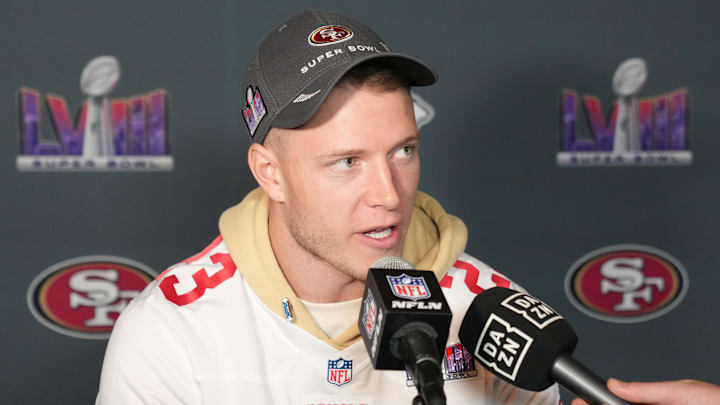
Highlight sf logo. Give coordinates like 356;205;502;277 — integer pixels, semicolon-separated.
69;269;140;327
600;257;665;311
319;28;344;40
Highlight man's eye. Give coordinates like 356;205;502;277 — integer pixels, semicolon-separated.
396;145;416;157
334;157;355;169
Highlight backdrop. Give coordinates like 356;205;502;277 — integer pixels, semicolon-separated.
3;1;719;403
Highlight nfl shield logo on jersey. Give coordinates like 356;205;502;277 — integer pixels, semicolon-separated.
327;358;353;387
386;273;431;301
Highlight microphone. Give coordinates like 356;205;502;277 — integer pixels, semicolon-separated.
458;287;635;405
358;257;452;405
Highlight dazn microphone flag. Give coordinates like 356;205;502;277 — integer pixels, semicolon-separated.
459;287;635;405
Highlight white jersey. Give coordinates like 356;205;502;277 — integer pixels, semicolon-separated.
96;237;560;405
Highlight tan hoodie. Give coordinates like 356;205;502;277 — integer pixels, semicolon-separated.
218;187;467;350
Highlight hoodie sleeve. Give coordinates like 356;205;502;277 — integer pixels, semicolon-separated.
95;280;200;405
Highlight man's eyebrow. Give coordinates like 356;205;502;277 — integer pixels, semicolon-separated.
389;134;420;151
318;134;420;161
319;148;365;160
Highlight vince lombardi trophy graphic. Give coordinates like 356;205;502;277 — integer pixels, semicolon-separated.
80;56;120;158
612;58;647;153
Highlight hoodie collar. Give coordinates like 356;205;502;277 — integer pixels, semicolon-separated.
218;187;467;350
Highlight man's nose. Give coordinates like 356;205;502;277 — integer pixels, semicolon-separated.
365;161;400;211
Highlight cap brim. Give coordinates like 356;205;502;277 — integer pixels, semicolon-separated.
272;52;437;130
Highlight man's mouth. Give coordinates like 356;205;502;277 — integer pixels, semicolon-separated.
363;227;393;239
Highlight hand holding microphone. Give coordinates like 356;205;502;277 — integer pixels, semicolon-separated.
572;378;720;405
459;287;636;405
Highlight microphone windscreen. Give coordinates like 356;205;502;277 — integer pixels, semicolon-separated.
458;287;578;391
372;256;415;270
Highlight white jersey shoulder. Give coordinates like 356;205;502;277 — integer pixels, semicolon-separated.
442;252;525;295
440;251;526;346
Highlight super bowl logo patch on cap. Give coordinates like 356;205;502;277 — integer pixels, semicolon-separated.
242;86;266;137
327;358;353;386
308;25;353;46
387;273;431;301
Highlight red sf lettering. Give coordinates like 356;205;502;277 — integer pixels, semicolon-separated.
159;253;237;306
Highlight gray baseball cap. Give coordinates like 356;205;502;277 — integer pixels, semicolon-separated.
241;9;438;144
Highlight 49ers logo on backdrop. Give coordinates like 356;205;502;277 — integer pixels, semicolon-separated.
564;245;688;323
27;256;156;339
308;25;353;46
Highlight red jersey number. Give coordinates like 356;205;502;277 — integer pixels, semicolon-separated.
159;253;237;306
439;260;510;294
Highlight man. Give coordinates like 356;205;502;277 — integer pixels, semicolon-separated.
96;10;560;404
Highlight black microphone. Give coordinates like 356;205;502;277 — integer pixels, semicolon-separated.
458;287;635;405
358;257;452;405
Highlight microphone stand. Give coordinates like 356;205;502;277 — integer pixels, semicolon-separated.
391;322;447;405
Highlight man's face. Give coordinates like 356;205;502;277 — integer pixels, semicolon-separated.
274;85;419;281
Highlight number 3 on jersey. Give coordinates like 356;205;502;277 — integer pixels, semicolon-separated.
159;253;237;306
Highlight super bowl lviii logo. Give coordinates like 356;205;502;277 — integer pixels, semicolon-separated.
564;245;688;323
27;255;156;339
558;58;691;166
17;55;172;171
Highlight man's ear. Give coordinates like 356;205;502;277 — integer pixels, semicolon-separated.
247;143;286;203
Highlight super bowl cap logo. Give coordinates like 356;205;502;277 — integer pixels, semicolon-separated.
308;25;353;46
501;292;563;329
475;314;532;382
26;255;156;339
242;86;266;137
386;273;431;301
327;358;353;386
